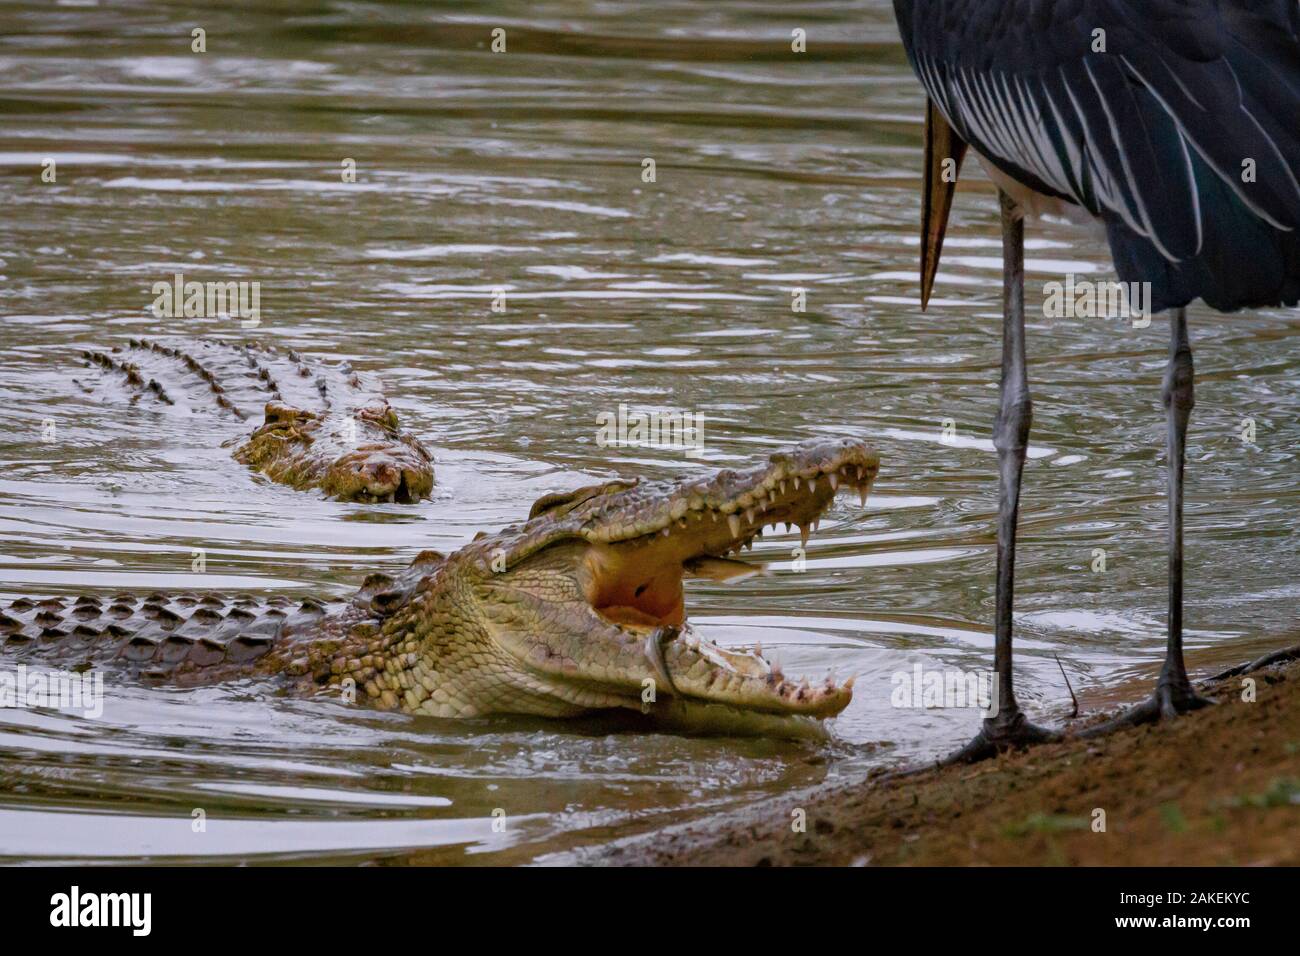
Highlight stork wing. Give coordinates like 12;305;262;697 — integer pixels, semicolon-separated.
896;0;1300;299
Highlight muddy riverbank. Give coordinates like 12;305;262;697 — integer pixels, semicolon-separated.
568;652;1300;866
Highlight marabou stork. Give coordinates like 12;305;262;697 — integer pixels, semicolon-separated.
892;0;1300;760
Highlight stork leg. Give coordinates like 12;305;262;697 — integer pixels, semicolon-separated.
1082;308;1214;736
1154;308;1215;716
943;191;1058;764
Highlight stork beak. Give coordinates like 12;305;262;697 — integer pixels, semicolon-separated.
920;98;968;311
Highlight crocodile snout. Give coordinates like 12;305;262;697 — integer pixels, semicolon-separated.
326;443;433;503
356;453;401;494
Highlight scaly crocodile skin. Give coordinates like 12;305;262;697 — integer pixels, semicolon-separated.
3;439;879;736
75;337;433;502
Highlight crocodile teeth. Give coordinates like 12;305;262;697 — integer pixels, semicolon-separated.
792;476;801;490
745;508;755;525
799;524;810;548
858;485;869;507
828;473;838;491
728;514;742;537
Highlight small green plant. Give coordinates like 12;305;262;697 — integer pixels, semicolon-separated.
1213;778;1299;810
1002;813;1089;838
1158;802;1188;833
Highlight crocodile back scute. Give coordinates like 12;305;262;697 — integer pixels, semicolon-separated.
0;592;339;681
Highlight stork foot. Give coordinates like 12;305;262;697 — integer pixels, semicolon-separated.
1080;678;1213;738
1208;643;1300;682
938;710;1060;766
1155;679;1215;720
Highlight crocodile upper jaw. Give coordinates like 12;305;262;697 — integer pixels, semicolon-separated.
556;440;880;722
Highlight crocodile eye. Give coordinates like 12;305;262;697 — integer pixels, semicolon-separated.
634;584;648;598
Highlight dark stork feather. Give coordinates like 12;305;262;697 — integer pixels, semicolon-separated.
894;0;1300;311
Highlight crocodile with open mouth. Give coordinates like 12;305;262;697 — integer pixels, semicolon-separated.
1;438;878;737
74;337;434;502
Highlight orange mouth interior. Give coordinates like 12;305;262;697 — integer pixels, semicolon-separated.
584;539;687;629
580;478;843;631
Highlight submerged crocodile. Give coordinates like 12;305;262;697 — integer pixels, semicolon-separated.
2;439;879;737
75;337;434;502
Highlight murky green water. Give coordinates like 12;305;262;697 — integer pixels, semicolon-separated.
1;0;1297;864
